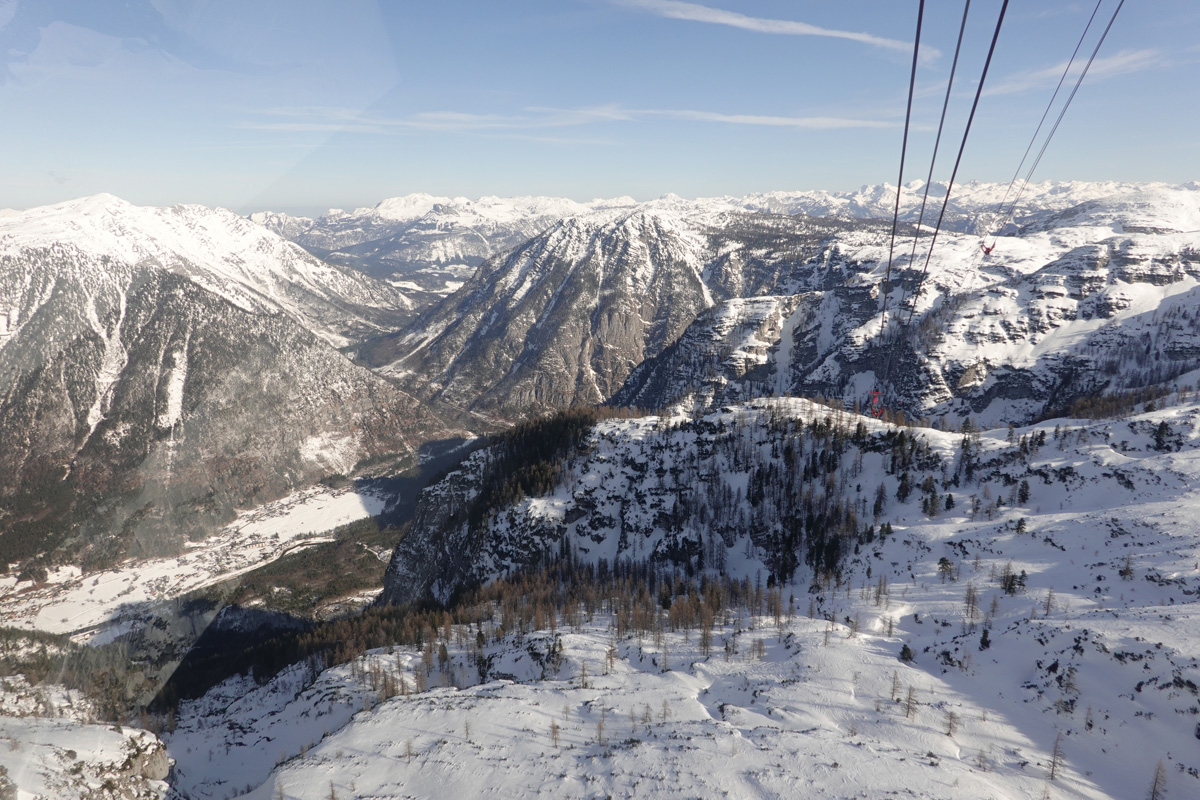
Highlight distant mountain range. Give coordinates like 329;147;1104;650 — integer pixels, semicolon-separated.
331;183;1200;426
252;180;1187;279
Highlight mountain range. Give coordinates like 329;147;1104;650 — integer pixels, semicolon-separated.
3;181;1197;569
334;183;1200;427
0;195;456;568
3;180;1200;799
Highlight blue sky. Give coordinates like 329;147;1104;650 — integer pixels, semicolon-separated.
1;0;1195;215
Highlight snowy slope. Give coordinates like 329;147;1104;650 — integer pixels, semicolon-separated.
0;715;168;799
1;194;412;348
0;676;168;799
173;615;1096;800
166;394;1200;800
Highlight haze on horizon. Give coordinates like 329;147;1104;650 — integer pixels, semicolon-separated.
1;0;1195;217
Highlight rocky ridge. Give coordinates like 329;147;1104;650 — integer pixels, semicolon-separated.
369;208;881;419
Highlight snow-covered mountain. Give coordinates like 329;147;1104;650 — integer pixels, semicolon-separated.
368;208;879;419
254;182;1190;282
5;195;413;348
615;186;1200;426
0;195;456;569
361;183;1199;424
735;179;1184;234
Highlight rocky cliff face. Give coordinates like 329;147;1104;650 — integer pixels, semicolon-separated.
0;197;454;569
609;294;807;410
378;448;489;606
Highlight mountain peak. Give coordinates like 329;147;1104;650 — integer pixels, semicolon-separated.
27;192;133;218
367;193;452;221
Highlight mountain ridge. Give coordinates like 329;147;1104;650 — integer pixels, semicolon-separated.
2;194;414;348
356;183;1200;426
0;197;458;569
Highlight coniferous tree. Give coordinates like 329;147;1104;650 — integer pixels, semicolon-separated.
1049;732;1065;781
1147;758;1168;800
873;482;888;518
1154;422;1171;452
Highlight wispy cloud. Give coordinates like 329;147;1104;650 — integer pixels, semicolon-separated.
985;48;1162;96
244;104;896;135
244;105;635;134
1032;4;1087;21
645;109;897;130
611;0;932;58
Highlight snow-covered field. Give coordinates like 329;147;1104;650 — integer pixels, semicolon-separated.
0;485;385;640
174;616;1079;800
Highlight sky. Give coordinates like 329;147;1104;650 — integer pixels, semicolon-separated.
0;0;1195;215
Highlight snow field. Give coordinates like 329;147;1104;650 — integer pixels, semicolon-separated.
172;608;1097;800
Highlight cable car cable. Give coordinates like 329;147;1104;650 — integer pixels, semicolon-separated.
869;0;925;418
992;0;1126;243
876;0;1010;405
901;0;1010;331
876;0;926;352
986;0;1104;247
893;0;972;328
